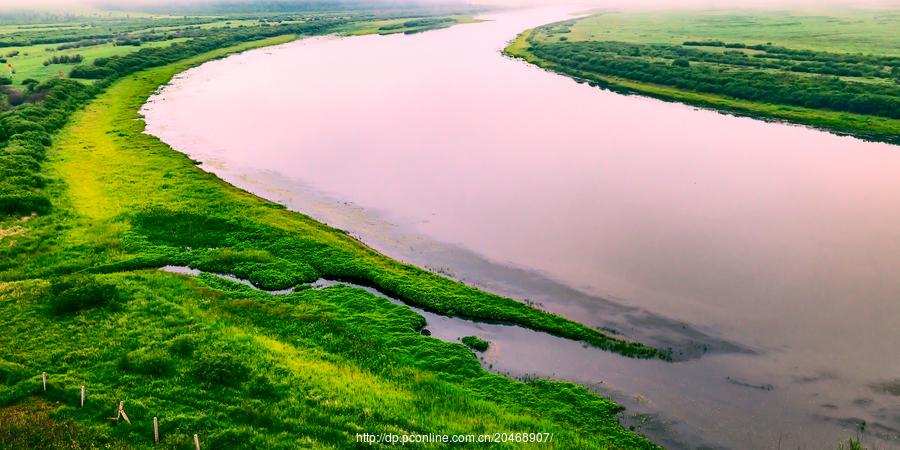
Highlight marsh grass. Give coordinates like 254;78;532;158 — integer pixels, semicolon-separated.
461;336;490;352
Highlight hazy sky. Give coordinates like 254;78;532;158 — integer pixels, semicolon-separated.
1;0;897;11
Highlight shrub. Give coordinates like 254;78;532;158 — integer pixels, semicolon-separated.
461;335;490;352
119;348;174;376
46;275;120;315
0;359;27;385
192;350;250;387
69;65;115;79
0;193;50;215
168;334;199;356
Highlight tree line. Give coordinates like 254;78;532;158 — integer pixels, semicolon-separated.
527;40;900;119
43;54;83;66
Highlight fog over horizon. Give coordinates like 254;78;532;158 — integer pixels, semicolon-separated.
1;0;897;13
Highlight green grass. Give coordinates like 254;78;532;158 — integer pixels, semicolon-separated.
564;9;900;55
461;336;490;352
505;10;900;144
2;38;189;84
0;23;661;449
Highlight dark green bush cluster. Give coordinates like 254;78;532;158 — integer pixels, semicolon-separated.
119;348;174;376
379;17;454;32
193;350;250;387
461;335;489;352
46;275;121;315
56;39;110;51
0;359;27;385
528;38;900;118
42;54;83;66
168;334;199;357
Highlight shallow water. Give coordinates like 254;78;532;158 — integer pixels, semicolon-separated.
143;7;900;449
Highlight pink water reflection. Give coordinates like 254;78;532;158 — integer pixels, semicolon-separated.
144;7;900;448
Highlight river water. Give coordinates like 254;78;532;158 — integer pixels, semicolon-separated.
142;7;900;449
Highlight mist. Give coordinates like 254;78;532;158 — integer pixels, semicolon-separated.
1;0;897;12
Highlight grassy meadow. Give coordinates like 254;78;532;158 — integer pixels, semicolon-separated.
0;8;660;449
505;9;900;143
563;9;900;55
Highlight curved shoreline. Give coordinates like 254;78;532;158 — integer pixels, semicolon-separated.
9;28;665;448
504;26;900;146
135;12;900;448
134;34;665;360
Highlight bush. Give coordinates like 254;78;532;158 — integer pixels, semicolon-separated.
46;275;120;315
69;65;115;79
119;348;174;376
0;193;50;215
0;359;27;385
192;350;250;387
168;334;199;356
461;335;490;352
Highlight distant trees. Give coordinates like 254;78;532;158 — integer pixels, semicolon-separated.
43;54;83;66
378;17;454;32
527;38;900;119
57;39;109;50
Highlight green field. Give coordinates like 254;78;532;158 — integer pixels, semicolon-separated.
505;9;900;144
1;38;192;84
564;9;900;55
0;8;659;449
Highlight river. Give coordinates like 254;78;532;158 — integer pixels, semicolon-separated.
141;7;900;449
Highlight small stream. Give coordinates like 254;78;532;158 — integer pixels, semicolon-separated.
159;265;692;447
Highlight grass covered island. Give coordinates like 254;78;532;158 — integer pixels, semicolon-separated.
0;5;662;449
505;9;900;144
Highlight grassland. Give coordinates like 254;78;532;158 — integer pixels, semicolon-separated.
505;9;900;144
1;38;191;83
0;11;661;449
563;9;900;55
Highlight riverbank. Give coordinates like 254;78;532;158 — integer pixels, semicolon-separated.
138;7;900;448
0;27;661;448
504;14;900;145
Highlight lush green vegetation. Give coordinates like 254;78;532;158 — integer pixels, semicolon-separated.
378;17;456;34
0;7;661;449
505;10;900;144
340;15;478;36
461;336;490;352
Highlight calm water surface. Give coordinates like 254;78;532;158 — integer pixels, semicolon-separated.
143;7;900;449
